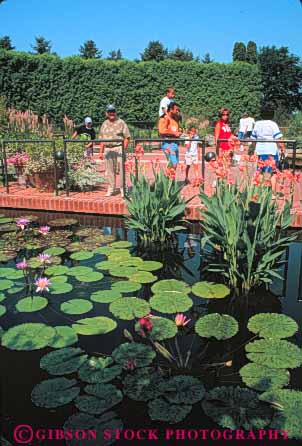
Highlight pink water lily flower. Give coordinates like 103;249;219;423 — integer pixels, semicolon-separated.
38;253;52;264
16;261;28;270
16;218;30;230
35;277;51;292
38;226;50;235
175;313;191;327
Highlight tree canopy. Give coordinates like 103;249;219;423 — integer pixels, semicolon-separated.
79;40;101;59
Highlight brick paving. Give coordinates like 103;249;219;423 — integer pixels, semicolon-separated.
1;148;302;226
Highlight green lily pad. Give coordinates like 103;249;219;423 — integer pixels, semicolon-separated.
247;313;298;339
48;326;79;348
123;368;164;401
148;398;192;424
2;323;56;350
0;267;16;278
0;251;17;261
129;271;157;283
138;261;163;272
72;316;117;335
93;246;114;255
239;363;290;391
151;279;191;295
111;280;142;293
76;228;103;238
192;281;230;299
108;249;131;258
0;217;14;224
61;299;93;315
195;313;239;340
48;218;78;227
260;389;302;439
202;386;273;429
150;293;193;314
67;266;93;276
0;224;17;233
0;279;13;291
1;269;24;280
0;305;6;316
109;267;138;278
50;282;73;294
109;297;150;320
31;377;80;408
245;339;302;369
50;275;68;285
79;357;122;384
111;241;133;249
40;347;88;375
146;317;177;341
0;293;6;302
84;382;122;406
90;289;122;303
95;260;118;270
112;342;155;368
70;251;94;261
45;265;69;276
75;272;104;283
16;296;48;313
44;246;66;256
159;375;205;404
7;285;24;294
75;387;122;415
123;257;144;267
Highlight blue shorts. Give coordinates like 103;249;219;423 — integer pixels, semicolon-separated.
238;131;245;140
258;154;279;173
162;142;179;166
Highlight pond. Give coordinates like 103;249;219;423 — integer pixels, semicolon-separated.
0;209;301;446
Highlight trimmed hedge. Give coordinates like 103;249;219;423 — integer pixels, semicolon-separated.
0;50;262;126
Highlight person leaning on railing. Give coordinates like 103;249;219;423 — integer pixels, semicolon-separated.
71;116;96;156
99;104;130;197
158;102;182;169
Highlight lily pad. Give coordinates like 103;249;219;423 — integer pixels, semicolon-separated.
0;251;17;261
31;377;80;408
44;246;66;256
245;339;302;369
111;241;133;249
2;323;56;350
1;269;24;280
123;368;164;401
16;296;48;313
159;375;205;404
112;342;156;368
90;289;122;303
0;217;14;224
67;266;93;276
195;314;239;340
49;275;68;285
151;279;191;295
0;224;17;233
95;260;118;270
50;282;73;295
202;386;273;429
247;313;298;339
48;326;78;348
109;297;150;320
76;228;103;238
123;258;144;267
75;272;104;283
40;347;88;375
79;357;122;383
7;285;25;294
0;304;6;316
129;271;157;283
260;389;302;439
239;363;290;391
192;281;230;299
138;261;163;272
0;279;13;291
48;218;78;227
84;383;122;406
45;265;69;276
70;251;94;261
72;317;117;335
111;281;142;293
93;246;114;256
146;317;177;341
61;299;93;315
148;398;192;424
0;293;6;302
150;293;193;314
109;267;138;278
75;388;122;415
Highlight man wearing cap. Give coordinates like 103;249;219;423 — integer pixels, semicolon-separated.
99;105;130;197
72;117;96;156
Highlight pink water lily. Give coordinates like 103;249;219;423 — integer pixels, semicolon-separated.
38;226;50;235
123;359;137;371
175;313;191;327
35;277;51;292
16;260;28;270
38;253;52;264
16;218;30;230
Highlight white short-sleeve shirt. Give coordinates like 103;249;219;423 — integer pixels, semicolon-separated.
239;117;255;132
251;120;282;155
185;135;199;156
159;96;171;117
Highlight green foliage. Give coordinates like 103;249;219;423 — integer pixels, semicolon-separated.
60;299;93;315
0;36;14;50
141;40;168;61
239;363;290;392
126;169;188;244
31;377;80;408
109;297;150;320
2;323;56;350
144;317;177;341
79;40;102;59
245;339;302;369
31;36;52;54
168;47;193;61
195;313;239;340
40;347;88;375
150;292;193;314
0;51;262;124
48;326;78;348
191;281;230;299
112;342;156;368
72;316;117;335
16;296;48;312
123;368;164;401
247;313;298;339
75;384;122;415
78;357;122;383
232;42;246;62
246;41;258;64
148;397;192;423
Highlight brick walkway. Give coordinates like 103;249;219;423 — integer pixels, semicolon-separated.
1;148;302;226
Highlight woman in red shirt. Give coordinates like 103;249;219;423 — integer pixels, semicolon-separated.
214;108;235;154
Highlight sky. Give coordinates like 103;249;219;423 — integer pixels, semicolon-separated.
0;0;301;61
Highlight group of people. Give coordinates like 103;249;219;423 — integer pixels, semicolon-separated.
71;86;285;197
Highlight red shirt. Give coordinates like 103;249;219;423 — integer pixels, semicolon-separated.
215;120;232;151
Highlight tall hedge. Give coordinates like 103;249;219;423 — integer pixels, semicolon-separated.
0;50;262;126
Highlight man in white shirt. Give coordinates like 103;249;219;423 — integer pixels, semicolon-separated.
238;112;255;139
158;87;175;117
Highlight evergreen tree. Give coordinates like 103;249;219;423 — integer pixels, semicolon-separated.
107;49;123;60
31;36;52;54
141;41;168;61
202;52;214;63
0;35;14;50
232;42;246;62
246;41;257;64
79;40;101;59
168;47;194;61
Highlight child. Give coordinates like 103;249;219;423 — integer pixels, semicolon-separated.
184;126;200;184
